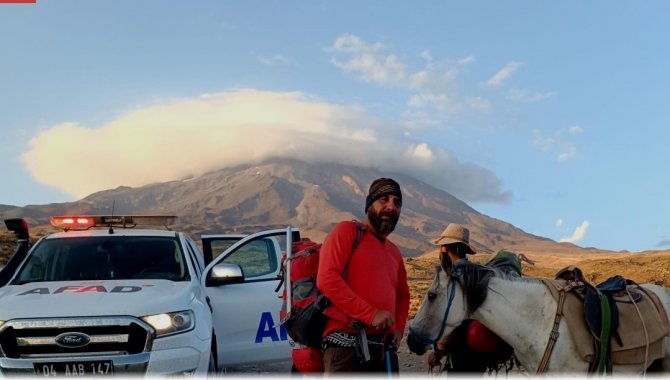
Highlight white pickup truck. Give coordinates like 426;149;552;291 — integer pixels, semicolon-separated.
0;215;293;376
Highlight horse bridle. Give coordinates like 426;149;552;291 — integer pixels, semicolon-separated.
409;265;460;354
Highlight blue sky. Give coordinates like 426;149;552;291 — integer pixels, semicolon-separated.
1;1;669;252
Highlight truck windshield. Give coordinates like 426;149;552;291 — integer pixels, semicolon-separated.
14;236;188;284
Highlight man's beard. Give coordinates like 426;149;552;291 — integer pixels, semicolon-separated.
368;208;399;236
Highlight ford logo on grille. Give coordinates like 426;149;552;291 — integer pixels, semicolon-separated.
55;332;91;348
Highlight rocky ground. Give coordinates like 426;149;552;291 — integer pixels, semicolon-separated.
221;339;432;377
221;335;521;377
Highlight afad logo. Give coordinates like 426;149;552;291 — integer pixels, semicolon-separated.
255;312;288;343
0;0;36;3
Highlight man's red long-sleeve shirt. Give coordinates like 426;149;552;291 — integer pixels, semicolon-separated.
316;221;410;337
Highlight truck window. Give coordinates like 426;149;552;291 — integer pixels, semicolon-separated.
183;237;204;279
14;236;189;284
221;238;278;278
209;237;244;261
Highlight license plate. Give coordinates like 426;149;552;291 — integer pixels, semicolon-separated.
34;361;113;376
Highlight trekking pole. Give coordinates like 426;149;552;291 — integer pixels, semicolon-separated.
385;349;392;378
285;226;293;320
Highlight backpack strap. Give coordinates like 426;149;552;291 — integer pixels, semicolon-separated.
352;221;367;252
342;221;367;278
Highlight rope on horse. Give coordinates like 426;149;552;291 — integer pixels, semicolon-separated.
627;286;650;376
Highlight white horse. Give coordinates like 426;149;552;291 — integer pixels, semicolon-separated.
407;257;670;374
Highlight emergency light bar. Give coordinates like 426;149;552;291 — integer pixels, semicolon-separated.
50;215;178;231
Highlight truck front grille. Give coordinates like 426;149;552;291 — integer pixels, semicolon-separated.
0;317;152;359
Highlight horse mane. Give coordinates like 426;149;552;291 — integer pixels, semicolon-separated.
453;261;529;314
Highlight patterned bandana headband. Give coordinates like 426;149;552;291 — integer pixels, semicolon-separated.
365;178;402;213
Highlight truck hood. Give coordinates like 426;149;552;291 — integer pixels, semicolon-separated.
0;280;196;320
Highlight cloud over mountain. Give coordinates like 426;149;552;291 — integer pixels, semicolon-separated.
22;89;511;203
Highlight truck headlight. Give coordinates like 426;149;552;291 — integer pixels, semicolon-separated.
142;310;194;338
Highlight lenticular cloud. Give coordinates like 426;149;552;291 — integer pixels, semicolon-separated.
22;89;509;203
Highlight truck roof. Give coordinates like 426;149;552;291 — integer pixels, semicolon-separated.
43;228;180;239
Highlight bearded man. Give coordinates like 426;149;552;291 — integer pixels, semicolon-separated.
317;177;410;374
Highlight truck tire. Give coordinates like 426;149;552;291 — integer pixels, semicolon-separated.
208;350;217;375
208;333;218;376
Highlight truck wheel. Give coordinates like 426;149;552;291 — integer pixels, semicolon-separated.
208;350;217;375
208;333;218;375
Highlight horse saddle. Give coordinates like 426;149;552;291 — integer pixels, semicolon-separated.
556;268;642;339
554;266;645;372
542;266;668;371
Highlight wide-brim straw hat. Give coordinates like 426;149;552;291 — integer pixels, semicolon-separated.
433;223;476;254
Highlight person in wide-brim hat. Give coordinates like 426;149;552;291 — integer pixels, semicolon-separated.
433;223;476;262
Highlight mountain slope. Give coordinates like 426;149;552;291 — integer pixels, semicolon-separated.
0;158;613;256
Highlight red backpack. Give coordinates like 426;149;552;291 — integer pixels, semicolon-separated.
277;223;366;370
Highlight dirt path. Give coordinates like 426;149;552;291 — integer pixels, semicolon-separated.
221;347;430;376
221;333;442;376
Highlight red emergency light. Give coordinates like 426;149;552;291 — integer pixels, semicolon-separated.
50;215;177;231
50;216;95;230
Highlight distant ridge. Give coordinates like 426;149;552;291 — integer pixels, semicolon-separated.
0;158;616;256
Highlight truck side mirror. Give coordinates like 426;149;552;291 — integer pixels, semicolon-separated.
0;218;31;287
206;263;245;286
5;218;29;241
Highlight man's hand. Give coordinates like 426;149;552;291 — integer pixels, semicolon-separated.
427;333;448;369
371;310;394;331
427;350;443;368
